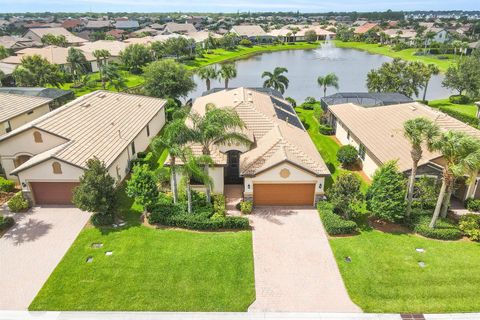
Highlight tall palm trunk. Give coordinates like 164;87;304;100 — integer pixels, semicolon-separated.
224;78;229;89
206;78;211;91
170;156;178;204
186;182;192;214
440;181;453;218
323;86;327;97
406;149;422;217
466;171;478;199
204;163;211;203
422;79;430;101
430;171;449;228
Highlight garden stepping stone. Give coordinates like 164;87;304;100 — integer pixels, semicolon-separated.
344;256;352;263
86;257;93;263
91;243;103;248
105;251;113;256
418;261;426;268
415;248;425;253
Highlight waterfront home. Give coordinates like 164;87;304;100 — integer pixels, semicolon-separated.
23;27;87;46
231;25;272;42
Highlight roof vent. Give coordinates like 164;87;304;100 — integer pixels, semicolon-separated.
97;93;106;98
81;103;91;108
409;105;417;111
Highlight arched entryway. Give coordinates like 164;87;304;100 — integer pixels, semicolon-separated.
224;150;243;184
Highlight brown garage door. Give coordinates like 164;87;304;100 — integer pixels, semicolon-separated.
253;183;315;206
30;182;79;205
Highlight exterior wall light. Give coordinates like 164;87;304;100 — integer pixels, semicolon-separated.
247;184;250;190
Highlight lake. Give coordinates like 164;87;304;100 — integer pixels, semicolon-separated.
190;43;452;102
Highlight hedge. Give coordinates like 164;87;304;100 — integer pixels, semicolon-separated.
8;192;30;212
438;106;479;128
0;215;14;231
414;216;462;240
317;201;357;235
465;198;480;212
459;214;480;241
0;177;15;193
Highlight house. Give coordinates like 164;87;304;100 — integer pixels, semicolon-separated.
0;91;166;204
79;40;128;62
268;25;335;42
172;87;330;206
106;29;126;40
85;20;112;30
0;36;40;51
61;19;84;32
353;22;378;34
424;27;450;44
163;22;197;34
114;20;140;31
383;29;417;44
321;92;414;110
0;87;73;109
131;27;160;36
231;25;272;42
328;102;480;200
1;46;98;72
23;27;87;46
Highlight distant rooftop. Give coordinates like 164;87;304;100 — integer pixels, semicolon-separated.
202;87;284;99
322;92;414;108
0;87;73;100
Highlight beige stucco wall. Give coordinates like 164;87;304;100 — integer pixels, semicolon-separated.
334;119;380;178
0;104;51;136
173;166;225;194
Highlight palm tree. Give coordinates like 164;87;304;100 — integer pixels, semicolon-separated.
197;66;218;91
262;67;289;94
424;31;436;54
0;69;4;87
189;105;250;203
152;118;193;204
429;131;480;227
421;64;440;101
317;73;339;97
67;47;87;86
403;117;440;217
103;63;126;91
92;49;111;89
178;149;213;214
219;63;237;89
461;147;480;200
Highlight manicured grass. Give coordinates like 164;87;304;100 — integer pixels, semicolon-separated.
330;229;480;313
332;40;455;72
185;42;320;70
295;107;369;192
429;98;478;118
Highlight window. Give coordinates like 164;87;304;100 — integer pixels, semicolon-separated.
4;121;11;133
359;144;366;161
33;131;43;143
131;142;136;155
27;110;34;115
146;124;150;137
52;161;62;174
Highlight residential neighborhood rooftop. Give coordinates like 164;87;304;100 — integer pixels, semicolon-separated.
1;45;96;65
25;27;88;44
0;93;52;123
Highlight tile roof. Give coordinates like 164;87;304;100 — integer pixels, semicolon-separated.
114;20;139;29
189;88;330;176
0;93;52;123
1;46;96;65
86;20;112;29
329;102;480;172
164;22;197;34
268;25;335;37
79;40;128;57
231;25;267;37
27;27;87;44
5;91;166;173
354;23;378;34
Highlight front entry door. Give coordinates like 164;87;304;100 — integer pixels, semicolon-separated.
225;150;243;184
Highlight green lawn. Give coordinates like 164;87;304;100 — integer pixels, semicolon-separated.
330;229;480;313
429;99;478;118
184;42;320;70
332;40;455;72
295;107;369;192
30;182;255;311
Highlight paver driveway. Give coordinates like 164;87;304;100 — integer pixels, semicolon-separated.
0;206;90;310
248;207;361;313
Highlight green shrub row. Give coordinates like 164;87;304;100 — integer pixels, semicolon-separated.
438;106;479;128
149;209;249;230
0;177;15;193
449;94;471;104
91;212;115;226
465;198;480;212
319;124;334;135
317;201;357;235
8;192;30;212
413;216;462;240
0;215;14;231
459;214;480;241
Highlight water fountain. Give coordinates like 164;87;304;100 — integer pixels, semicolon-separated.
313;34;341;60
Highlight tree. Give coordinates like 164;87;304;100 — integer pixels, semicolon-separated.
163;37;195;59
67;47;87;86
424;31;436;53
152;118;193;204
326;173;363;219
366;161;407;222
72;157;116;223
317;73;339;97
219;63;237;89
337;145;358;168
189;105;250;203
430;132;480;227
144;59;196;99
92;49;111;89
460;146;480;200
403;117;440;217
120;44;152;74
178;149;213;214
0;45;10;59
421;64;440;101
304;30;317;43
442;55;480;96
126;164;158;210
262;67;289;94
41;34;67;47
197;66;218;91
0;69;4;87
103;63;126;92
12;55;63;87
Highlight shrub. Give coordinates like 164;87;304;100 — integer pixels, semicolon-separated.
414;216;462;240
319;124;334;135
240;200;253;214
239;39;253;47
318;202;357;235
91;213;114;226
0;177;15;192
336;145;358;167
285;97;296;107
459;214;480;241
413;176;440;210
223;216;250;229
465;198;480;212
126;164;158;209
8;192;30;212
0;215;14;231
449;94;471;104
366;161;407;222
213;193;226;217
326;173;363;219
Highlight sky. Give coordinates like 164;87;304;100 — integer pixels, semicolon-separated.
1;0;479;13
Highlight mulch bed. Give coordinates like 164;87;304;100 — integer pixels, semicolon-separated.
0;191;17;206
369;218;412;234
